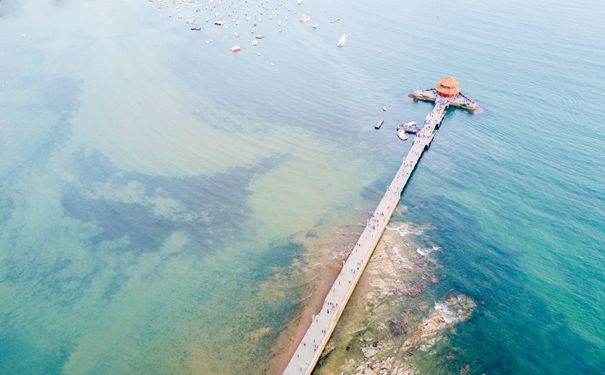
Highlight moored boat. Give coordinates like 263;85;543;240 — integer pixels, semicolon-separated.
397;129;409;141
337;34;347;47
399;121;420;134
375;117;385;129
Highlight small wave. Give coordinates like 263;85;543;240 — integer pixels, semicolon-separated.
416;245;441;257
434;302;460;324
392;246;414;269
385;225;408;237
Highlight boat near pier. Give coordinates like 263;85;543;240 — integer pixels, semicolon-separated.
399;121;420;134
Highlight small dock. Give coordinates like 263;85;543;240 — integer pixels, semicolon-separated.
283;77;476;375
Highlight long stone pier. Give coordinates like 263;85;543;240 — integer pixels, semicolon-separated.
283;95;454;375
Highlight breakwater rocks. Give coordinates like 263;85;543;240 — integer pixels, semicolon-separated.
402;294;476;352
313;220;476;375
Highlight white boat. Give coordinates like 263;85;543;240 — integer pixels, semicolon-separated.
337;34;347;47
297;0;304;4
330;17;342;23
400;121;420;134
214;20;224;26
230;45;241;52
375;117;385;129
252;40;258;46
255;34;265;39
312;23;319;29
397;129;409;141
299;15;311;23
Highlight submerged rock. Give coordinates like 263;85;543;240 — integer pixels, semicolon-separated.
402;294;476;352
386;319;406;337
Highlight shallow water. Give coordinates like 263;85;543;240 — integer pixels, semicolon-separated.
1;0;604;373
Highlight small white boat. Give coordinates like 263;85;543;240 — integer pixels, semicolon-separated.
299;15;311;23
400;121;420;134
375;117;385;129
382;106;387;112
252;40;258;46
255;34;265;39
297;0;304;4
397;129;409;141
312;23;319;29
337;34;347;47
250;27;256;33
230;45;241;52
330;17;342;23
214;20;224;26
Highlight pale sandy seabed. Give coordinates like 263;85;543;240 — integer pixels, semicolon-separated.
269;207;476;375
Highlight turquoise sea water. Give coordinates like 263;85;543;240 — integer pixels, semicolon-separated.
1;0;604;374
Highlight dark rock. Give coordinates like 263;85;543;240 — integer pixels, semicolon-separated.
387;319;406;337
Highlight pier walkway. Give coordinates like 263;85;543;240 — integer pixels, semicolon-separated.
283;97;451;375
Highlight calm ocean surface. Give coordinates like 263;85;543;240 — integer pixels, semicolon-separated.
1;0;604;373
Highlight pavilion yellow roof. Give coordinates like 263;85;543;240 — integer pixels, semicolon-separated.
435;76;460;96
438;76;459;88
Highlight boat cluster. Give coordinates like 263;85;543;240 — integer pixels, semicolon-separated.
375;117;420;142
396;121;420;141
148;0;347;53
